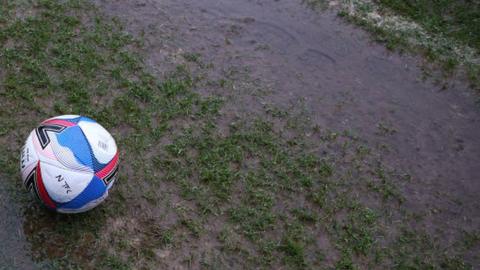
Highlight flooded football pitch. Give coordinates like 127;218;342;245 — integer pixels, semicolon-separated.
1;0;479;268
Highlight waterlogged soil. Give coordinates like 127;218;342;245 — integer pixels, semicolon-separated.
95;0;480;244
0;183;37;269
98;0;480;266
1;0;480;268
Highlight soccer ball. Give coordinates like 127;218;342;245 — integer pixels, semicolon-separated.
20;115;119;213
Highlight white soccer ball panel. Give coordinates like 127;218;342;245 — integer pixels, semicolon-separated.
78;120;117;164
40;161;94;203
20;131;40;181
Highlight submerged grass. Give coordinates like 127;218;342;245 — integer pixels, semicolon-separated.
306;0;480;91
0;0;478;269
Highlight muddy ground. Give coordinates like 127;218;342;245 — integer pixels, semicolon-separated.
0;185;37;269
101;0;479;267
95;0;480;247
1;0;479;268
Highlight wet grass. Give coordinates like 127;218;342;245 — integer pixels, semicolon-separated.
0;0;478;269
306;0;480;91
379;0;480;52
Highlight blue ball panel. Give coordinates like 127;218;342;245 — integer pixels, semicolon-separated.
58;176;106;210
78;116;97;123
56;126;94;170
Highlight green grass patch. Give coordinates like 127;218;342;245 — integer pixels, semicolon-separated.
378;0;480;51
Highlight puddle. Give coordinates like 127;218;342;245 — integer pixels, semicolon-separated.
0;180;38;269
95;0;480;251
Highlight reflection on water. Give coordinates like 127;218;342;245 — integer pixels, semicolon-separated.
22;202;107;268
0;172;107;268
0;178;37;269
